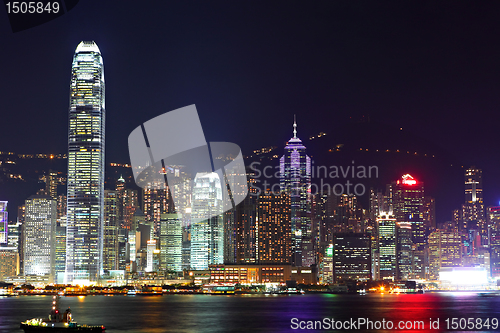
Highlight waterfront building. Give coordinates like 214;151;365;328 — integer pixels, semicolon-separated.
160;213;183;272
103;190;119;271
396;221;412;280
333;233;371;281
24;195;57;281
55;220;66;284
190;172;224;270
377;213;397;280
66;41;105;284
0;248;18;280
256;191;291;264
428;229;461;280
392;174;425;279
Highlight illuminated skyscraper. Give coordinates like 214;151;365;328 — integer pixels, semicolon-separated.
160;213;183;272
377;214;397;280
462;167;486;243
428;230;461;280
190;172;224;270
393;174;425;279
103;190;119;271
24;195;57;281
333;233;371;282
280;119;312;266
256;191;291;264
66;41;105;284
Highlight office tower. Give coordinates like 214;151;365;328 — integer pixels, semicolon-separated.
0;248;18;280
333;233;371;281
462;167;486;243
146;239;157;272
66;41;105;284
55;221;66;283
280;119;312;266
369;189;385;223
0;201;7;244
116;176;138;230
488;206;500;278
42;170;58;199
392;174;425;279
396;221;412;280
319;244;334;284
428;230;462;280
235;174;258;264
7;220;21;249
142;185;171;237
24;195;57;281
256;191;291;264
423;196;436;229
377;213;397;280
223;209;236;264
103;190;119;271
190;172;224;270
117;228;129;270
160;213;183;272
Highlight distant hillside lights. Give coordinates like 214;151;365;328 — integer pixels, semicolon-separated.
249;160;378;196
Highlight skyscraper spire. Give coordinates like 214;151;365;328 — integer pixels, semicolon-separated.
293;114;297;139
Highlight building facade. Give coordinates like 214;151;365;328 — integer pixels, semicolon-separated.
190;172;224;270
279;120;313;267
66;41;105;284
24;195;57;281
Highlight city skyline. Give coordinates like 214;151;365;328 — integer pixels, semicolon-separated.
2;2;500;208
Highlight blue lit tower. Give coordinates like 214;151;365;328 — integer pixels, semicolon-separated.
66;41;105;284
280;118;312;266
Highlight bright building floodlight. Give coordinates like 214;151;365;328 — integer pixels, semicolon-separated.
439;267;488;286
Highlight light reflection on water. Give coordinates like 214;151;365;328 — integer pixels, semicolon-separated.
1;293;500;332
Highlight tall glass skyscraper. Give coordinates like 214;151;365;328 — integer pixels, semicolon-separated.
190;172;224;270
280;120;312;266
66;41;105;284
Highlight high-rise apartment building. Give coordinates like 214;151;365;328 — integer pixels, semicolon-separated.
24;195;57;281
66;41;105;284
280;120;313;267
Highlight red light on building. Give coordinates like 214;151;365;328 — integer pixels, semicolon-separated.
401;174;417;185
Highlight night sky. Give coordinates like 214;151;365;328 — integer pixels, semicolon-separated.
1;1;500;222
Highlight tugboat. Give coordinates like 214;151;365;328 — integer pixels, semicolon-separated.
20;295;105;332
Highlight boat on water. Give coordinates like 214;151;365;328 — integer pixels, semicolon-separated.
20;295;105;332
